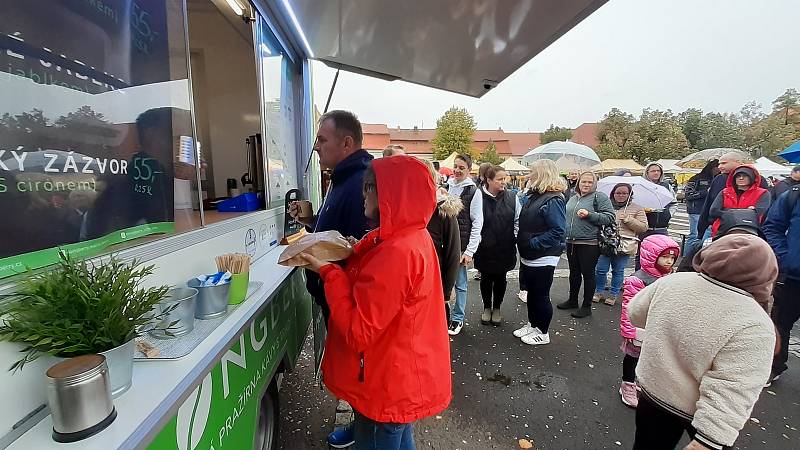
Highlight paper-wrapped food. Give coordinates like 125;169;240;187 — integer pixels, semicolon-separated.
278;230;354;267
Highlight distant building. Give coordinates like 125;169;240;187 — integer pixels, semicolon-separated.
362;123;599;161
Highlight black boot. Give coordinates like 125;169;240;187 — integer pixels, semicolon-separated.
571;305;592;318
557;299;579;310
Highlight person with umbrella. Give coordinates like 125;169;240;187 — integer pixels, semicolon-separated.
594;183;648;306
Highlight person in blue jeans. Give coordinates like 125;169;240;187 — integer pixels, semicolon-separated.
594;183;648;305
446;154;484;336
683;160;719;253
353;413;415;450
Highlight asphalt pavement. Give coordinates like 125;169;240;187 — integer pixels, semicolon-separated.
277;267;800;450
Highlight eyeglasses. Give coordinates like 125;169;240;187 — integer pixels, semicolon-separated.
614;191;630;196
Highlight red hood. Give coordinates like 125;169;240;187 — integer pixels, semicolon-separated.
372;156;437;240
725;164;762;192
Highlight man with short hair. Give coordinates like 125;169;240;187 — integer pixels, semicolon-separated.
382;144;406;157
763;181;800;386
696;151;765;242
565;170;579;200
772;165;800;201
289;109;372;449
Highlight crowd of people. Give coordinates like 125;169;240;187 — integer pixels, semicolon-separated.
289;110;799;450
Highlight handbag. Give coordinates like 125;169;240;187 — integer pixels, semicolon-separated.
594;193;623;257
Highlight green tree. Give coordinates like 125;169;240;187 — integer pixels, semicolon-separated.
431;107;476;160
743;114;799;157
772;88;800;113
633;109;691;162
696;112;743;150
739;101;766;126
678;108;703;149
540;124;573;144
596;108;638;160
477;140;503;165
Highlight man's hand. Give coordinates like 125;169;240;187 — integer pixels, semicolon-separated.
296;252;329;273
461;254;473;265
683;440;710;450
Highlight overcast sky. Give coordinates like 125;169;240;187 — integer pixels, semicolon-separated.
311;0;800;132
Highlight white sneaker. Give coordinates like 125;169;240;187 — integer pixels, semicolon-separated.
447;321;463;336
513;323;540;338
521;332;550;346
518;291;528;302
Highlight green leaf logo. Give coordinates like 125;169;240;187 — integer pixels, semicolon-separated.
176;372;213;450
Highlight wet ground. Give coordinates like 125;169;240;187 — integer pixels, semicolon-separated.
277;271;800;450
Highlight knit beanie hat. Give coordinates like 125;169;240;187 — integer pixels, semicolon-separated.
692;234;778;309
655;247;680;274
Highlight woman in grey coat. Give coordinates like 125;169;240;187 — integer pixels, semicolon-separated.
557;172;616;318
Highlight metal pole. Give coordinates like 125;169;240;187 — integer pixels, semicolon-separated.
304;69;340;173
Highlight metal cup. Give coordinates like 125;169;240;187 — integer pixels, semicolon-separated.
149;287;198;338
46;354;117;443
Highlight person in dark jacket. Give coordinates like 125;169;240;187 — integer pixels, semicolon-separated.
763;184;800;385
772;165;800;201
290;110;373;324
421;160;462;324
558;171;616;318
564;170;579;201
513;159;566;345
683;160;719;253
697;151;767;242
708;165;771;237
474;166;521;326
288;110;371;449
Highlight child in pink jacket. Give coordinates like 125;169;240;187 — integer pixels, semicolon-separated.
619;234;680;408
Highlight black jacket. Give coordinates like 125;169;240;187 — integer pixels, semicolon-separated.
305;149;373;322
772;177;800;202
427;195;462;299
684;173;714;215
474;189;518;274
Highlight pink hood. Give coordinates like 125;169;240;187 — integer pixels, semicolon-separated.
639;234;681;278
620;234;680;340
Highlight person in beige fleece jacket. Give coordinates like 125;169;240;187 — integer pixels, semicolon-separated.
628;234;778;450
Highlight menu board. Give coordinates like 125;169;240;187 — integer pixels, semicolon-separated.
0;0;191;278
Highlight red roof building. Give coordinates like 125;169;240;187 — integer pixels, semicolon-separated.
362;123;593;160
569;122;600;148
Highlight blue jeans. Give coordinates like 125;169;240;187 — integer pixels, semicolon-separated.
353;412;415;450
451;265;468;323
595;254;629;296
684;213;700;254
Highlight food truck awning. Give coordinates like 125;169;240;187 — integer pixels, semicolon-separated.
270;0;609;97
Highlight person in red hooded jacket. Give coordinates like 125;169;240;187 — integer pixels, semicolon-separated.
708;165;771;237
298;155;452;450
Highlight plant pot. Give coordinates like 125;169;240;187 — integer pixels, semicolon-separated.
98;339;135;398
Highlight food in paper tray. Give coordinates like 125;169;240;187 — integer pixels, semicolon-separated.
278;230;354;267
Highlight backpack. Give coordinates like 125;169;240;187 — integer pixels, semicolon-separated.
785;186;800;215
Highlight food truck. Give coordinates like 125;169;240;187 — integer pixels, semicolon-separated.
0;1;607;449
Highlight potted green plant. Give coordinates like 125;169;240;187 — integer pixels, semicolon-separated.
0;252;171;397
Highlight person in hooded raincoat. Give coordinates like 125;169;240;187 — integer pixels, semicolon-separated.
708;165;770;237
298;156;452;450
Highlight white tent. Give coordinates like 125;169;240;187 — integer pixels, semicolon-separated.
500;157;529;174
754;157;793;178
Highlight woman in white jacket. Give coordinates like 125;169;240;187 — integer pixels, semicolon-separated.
629;234;778;450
